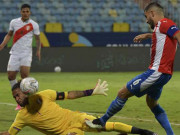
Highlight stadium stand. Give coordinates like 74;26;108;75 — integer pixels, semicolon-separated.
113;23;130;32
0;0;179;32
45;23;63;32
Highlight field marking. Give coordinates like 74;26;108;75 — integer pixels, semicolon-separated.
0;102;16;106
0;102;180;126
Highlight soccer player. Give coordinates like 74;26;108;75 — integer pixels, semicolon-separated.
0;79;156;135
86;2;180;135
0;3;41;109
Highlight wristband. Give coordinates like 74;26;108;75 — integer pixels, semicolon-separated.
83;89;93;96
56;91;68;100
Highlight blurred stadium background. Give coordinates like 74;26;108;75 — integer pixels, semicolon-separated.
0;0;180;72
0;0;179;33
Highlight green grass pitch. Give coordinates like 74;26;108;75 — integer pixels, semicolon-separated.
0;72;179;135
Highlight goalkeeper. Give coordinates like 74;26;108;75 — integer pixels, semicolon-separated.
0;79;156;135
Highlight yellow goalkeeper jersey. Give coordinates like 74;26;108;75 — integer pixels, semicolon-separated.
8;90;94;135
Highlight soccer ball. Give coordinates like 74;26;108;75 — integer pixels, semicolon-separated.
20;77;39;95
54;66;61;72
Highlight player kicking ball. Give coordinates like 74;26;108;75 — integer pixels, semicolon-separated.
0;78;157;135
85;2;180;135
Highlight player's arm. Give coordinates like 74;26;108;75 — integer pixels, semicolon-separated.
56;79;108;100
0;132;10;135
6;124;22;135
173;31;180;44
0;31;13;51
5;112;25;135
133;33;152;43
34;34;41;61
0;126;20;135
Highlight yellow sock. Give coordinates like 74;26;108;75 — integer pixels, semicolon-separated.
105;122;132;133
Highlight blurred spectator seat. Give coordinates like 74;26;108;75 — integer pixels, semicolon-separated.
170;0;177;7
0;0;178;32
113;23;130;32
109;9;118;18
45;23;63;33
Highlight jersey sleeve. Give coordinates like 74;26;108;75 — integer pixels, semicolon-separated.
8;112;26;135
159;20;180;37
38;90;57;101
33;22;40;35
9;20;14;31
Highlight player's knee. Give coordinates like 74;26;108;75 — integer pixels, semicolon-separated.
117;86;132;99
8;74;16;80
8;76;16;81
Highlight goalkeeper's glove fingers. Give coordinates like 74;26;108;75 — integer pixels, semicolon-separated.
93;79;109;96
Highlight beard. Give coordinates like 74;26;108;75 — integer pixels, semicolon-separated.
18;98;28;107
148;18;155;29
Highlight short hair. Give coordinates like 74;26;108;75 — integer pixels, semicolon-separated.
144;2;164;13
12;81;21;91
21;4;31;10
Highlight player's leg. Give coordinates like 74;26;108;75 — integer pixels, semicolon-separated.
8;71;18;87
93;86;133;127
83;112;157;135
146;96;174;135
7;55;21;110
85;120;157;135
62;128;84;135
88;69;156;128
105;122;157;135
20;66;30;79
146;73;173;135
10;70;21;110
19;54;32;79
7;55;20;87
62;112;96;135
84;114;133;134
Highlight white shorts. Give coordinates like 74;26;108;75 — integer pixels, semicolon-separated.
7;54;32;71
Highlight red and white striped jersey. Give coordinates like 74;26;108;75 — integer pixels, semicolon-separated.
149;18;180;75
9;17;40;55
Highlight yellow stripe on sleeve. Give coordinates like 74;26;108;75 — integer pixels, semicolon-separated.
64;92;68;99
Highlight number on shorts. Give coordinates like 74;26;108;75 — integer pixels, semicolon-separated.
133;79;142;85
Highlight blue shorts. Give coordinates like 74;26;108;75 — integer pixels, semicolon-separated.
126;69;172;100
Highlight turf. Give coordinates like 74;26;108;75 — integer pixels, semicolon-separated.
0;72;179;135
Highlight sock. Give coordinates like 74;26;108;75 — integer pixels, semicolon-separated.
100;96;127;125
10;80;17;88
151;104;174;135
131;127;155;134
131;127;144;134
105;122;132;133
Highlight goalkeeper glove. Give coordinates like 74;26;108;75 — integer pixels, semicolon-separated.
92;79;109;96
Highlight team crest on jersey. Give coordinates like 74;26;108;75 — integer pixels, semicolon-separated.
26;26;30;31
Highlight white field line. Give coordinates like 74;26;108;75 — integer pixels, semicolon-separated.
0;102;16;106
0;102;179;126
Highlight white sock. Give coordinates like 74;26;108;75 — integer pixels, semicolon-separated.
10;80;17;88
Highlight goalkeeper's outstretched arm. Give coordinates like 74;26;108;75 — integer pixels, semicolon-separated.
56;79;109;100
0;131;10;135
